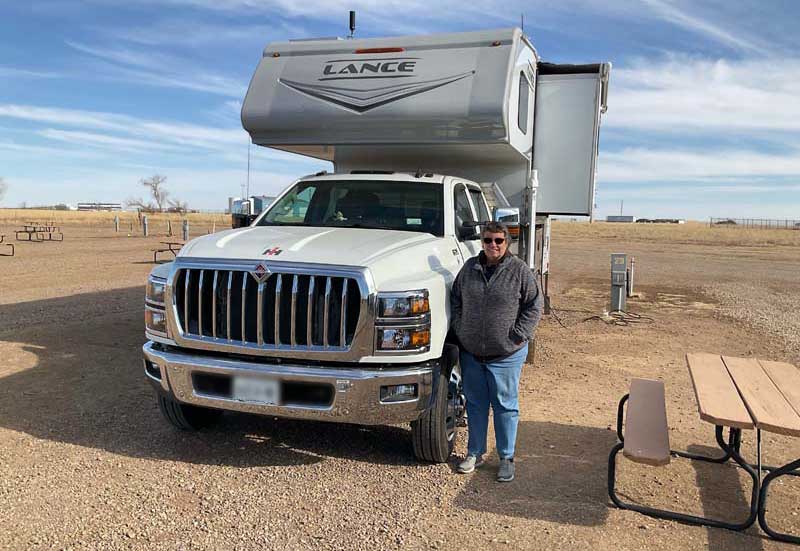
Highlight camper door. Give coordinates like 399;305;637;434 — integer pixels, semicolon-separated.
533;63;610;217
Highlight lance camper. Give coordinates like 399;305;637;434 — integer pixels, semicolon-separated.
142;28;609;462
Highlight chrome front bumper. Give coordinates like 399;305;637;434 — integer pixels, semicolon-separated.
142;341;437;425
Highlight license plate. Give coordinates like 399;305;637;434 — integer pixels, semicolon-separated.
231;376;280;405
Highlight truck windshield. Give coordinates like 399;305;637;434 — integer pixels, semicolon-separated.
258;179;444;236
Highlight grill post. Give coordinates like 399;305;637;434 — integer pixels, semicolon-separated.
307;276;315;346
274;275;282;345
323;277;332;348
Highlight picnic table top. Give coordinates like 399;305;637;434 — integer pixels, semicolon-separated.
686;353;800;437
21;223;59;230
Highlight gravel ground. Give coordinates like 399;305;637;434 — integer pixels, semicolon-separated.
1;223;799;550
704;282;800;364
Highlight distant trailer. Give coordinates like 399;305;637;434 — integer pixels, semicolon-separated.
606;215;636;223
77;203;122;211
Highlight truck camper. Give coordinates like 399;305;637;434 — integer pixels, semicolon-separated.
142;27;610;462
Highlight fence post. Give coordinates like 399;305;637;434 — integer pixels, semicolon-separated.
182;220;189;241
114;215;119;233
142;215;149;237
167;219;172;237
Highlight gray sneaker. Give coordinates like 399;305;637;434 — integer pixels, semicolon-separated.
497;458;515;482
456;455;485;474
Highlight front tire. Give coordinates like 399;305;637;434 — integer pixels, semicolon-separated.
411;362;466;463
157;394;222;430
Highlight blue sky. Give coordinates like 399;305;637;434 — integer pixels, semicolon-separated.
1;0;799;220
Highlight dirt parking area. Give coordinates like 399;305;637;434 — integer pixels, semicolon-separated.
1;220;799;550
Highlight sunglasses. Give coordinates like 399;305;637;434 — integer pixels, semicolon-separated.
482;237;506;245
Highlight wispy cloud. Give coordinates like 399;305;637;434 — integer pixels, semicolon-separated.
38;129;186;153
0;102;319;167
0;140;101;160
65;40;247;98
0;66;63;79
0;104;131;132
599;146;800;183
640;0;769;55
607;55;800;132
101;19;304;47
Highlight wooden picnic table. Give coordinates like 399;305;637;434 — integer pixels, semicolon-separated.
153;240;184;263
15;222;63;242
687;353;800;543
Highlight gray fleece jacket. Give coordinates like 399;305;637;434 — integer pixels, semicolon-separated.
450;251;543;360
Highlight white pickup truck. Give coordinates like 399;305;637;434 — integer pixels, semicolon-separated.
142;28;609;462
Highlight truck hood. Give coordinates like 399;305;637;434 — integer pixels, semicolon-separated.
179;226;440;267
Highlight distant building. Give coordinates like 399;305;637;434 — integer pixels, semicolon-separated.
606;215;636;223
77;202;122;211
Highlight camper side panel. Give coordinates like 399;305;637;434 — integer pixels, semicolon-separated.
533;72;604;216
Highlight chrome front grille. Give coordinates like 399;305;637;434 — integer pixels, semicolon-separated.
173;268;363;350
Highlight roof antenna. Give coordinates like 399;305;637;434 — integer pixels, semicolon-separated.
349;10;356;39
521;13;524;31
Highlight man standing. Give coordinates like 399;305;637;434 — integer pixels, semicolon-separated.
450;221;543;482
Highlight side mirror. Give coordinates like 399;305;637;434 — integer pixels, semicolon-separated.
493;207;520;240
458;220;481;240
493;207;520;226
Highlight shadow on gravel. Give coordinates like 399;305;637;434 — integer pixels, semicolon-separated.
687;443;765;550
0;287;417;468
454;421;616;525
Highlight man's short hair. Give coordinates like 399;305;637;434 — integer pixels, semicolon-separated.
482;221;509;240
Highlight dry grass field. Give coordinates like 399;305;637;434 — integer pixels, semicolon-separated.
0;208;227;230
554;220;800;247
1;219;799;550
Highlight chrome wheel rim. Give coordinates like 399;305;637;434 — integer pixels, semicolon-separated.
446;363;466;443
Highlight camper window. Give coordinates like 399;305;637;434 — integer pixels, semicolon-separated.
259;179;444;236
518;71;530;134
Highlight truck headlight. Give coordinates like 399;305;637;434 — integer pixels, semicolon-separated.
146;276;166;306
377;327;431;351
375;290;431;353
378;290;429;318
145;306;167;334
145;275;167;336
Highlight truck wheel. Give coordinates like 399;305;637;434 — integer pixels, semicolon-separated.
157;394;222;430
411;363;466;463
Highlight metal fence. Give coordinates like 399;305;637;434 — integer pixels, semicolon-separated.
710;217;800;230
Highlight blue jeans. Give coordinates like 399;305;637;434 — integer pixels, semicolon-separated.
461;345;527;460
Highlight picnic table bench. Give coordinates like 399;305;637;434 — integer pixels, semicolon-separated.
0;234;13;256
608;354;800;544
153;241;183;263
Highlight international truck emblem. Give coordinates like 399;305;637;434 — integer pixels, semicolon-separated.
279;66;475;113
251;263;271;282
263;246;282;256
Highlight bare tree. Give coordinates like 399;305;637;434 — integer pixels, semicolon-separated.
141;174;169;212
167;197;189;213
124;196;154;211
0;177;7;203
